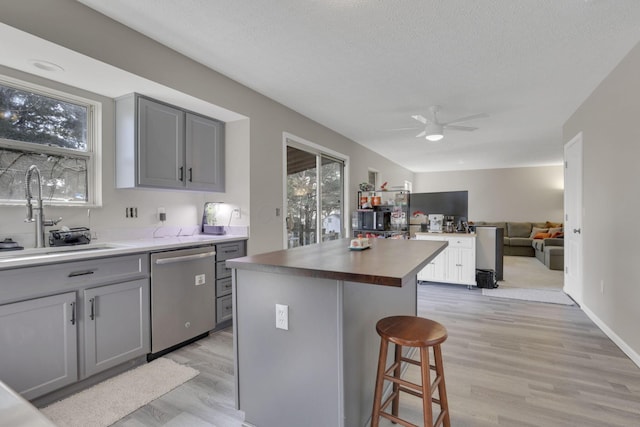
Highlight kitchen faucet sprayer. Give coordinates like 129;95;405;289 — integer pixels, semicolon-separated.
24;165;62;248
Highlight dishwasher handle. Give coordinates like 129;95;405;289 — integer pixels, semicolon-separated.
154;251;216;265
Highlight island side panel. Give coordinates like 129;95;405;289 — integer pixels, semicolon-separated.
235;269;342;427
342;276;417;426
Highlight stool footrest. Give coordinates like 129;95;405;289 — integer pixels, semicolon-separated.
383;371;423;393
380;410;420;427
434;409;448;427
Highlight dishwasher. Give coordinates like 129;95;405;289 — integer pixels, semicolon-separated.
150;245;216;358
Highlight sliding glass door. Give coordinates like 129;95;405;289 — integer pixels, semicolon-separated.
286;144;344;248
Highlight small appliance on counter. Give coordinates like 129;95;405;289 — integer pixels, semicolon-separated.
0;238;24;251
49;227;91;246
428;214;444;233
201;202;225;235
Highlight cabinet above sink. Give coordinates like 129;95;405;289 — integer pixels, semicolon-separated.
116;93;225;192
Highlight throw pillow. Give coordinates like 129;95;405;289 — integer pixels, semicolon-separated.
551;231;564;238
534;232;551;239
545;221;563;228
529;227;549;239
549;227;563;235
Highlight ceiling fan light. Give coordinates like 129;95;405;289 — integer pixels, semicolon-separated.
425;123;444;141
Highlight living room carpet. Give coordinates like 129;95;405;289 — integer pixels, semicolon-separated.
41;358;199;427
482;287;575;305
500;255;563;290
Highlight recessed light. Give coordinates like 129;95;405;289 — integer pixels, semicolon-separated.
29;59;64;72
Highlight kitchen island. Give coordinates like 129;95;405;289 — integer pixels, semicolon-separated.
227;238;447;427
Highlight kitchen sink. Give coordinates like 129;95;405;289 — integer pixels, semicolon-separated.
0;243;130;261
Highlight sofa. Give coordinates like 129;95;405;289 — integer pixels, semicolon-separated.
473;221;564;270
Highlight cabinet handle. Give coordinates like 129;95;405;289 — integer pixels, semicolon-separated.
89;298;95;320
189;167;193;182
70;301;76;325
179;166;184;181
68;270;95;277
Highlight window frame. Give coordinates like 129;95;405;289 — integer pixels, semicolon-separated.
0;74;102;207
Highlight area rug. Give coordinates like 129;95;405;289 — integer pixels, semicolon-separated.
482;287;575;305
41;358;199;427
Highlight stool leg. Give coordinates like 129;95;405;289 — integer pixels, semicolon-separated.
371;338;389;427
433;344;451;427
420;346;434;427
392;343;402;417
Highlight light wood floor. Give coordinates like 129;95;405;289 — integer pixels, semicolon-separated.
113;282;640;427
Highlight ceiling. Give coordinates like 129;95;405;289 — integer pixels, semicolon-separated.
67;1;640;172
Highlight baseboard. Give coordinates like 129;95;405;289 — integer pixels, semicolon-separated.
581;303;640;369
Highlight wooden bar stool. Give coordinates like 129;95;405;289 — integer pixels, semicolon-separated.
371;315;450;427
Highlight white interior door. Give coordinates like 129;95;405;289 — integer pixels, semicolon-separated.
564;133;583;305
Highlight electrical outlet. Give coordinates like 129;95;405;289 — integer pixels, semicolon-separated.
233;208;241;219
195;274;206;286
158;207;166;222
125;207;138;218
275;304;289;330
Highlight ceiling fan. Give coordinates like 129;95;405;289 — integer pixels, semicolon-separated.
412;106;487;141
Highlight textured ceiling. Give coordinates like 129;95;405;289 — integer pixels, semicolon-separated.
77;0;640;172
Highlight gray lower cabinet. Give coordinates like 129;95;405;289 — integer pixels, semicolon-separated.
0;253;150;400
83;279;150;377
215;240;246;325
0;292;78;401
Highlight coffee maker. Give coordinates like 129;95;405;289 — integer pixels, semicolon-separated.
444;215;455;233
428;214;444;233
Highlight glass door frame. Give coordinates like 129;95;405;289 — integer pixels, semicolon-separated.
282;132;349;249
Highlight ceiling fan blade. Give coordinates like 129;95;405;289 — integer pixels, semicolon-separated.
411;114;428;124
444;112;488;125
382;126;420;132
445;124;478;131
415;130;427;138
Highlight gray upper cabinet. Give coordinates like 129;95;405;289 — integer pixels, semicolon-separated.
116;93;225;192
186;113;225;191
0;292;78;400
138;98;185;189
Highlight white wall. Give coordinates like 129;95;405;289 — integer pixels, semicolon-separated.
413;166;564;222
564;41;640;361
0;0;413;254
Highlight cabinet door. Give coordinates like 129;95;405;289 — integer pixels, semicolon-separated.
459;246;476;285
186;113;225;192
446;247;463;283
83;279;150;378
415;234;447;282
138;97;185;188
447;246;476;285
0;292;77;400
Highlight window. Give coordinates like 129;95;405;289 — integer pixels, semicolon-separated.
368;170;378;189
0;76;101;205
285;136;346;248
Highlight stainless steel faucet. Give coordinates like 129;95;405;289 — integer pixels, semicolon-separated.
24;165;62;248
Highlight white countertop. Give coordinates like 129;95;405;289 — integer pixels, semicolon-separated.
414;232;476;238
0;381;56;427
0;234;248;271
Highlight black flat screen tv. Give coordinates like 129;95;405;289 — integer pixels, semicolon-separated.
410;191;468;220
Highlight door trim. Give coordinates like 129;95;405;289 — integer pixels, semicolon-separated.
563;132;583;305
